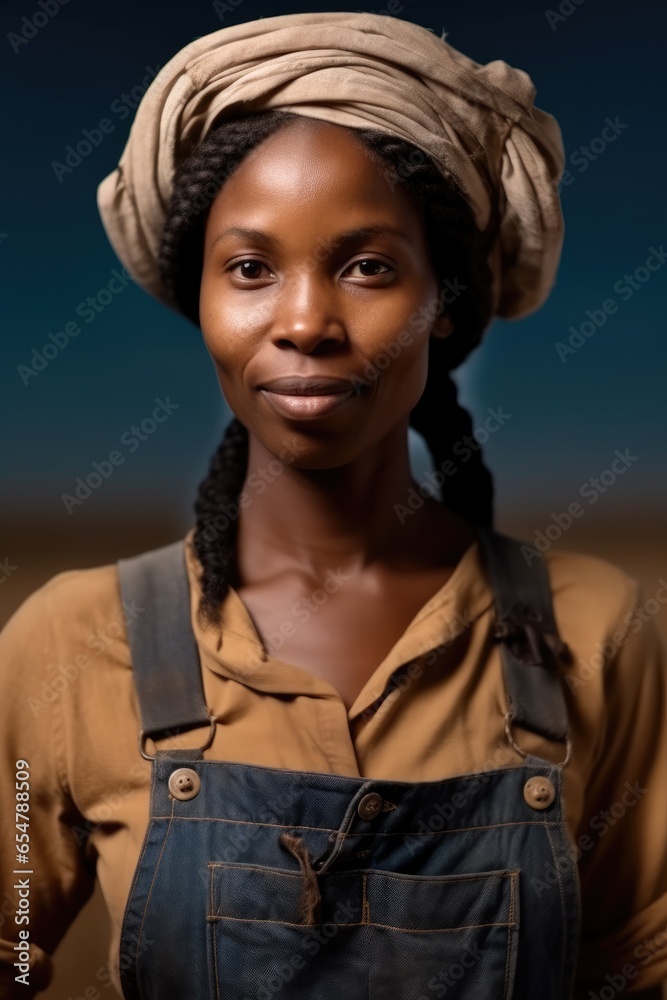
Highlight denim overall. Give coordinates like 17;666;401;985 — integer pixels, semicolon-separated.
116;526;580;999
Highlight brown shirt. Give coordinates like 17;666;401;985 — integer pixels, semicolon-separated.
1;528;666;996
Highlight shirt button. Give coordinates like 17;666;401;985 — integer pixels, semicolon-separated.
358;792;383;820
168;767;201;801
523;776;556;810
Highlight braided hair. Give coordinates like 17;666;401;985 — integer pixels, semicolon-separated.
158;110;500;628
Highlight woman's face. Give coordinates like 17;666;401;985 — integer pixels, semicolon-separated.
199;119;450;469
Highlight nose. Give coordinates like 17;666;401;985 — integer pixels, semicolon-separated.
270;274;346;353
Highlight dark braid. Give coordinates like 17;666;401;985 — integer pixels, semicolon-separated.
410;358;495;528
158;110;500;628
192;416;248;626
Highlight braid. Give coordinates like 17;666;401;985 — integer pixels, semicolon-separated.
192;417;248;629
410;355;494;527
159;110;501;625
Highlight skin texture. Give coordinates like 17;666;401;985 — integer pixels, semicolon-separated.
199;118;477;711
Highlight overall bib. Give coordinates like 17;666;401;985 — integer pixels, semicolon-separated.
116;526;580;999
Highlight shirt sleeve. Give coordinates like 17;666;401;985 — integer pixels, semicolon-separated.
574;577;667;994
0;579;97;999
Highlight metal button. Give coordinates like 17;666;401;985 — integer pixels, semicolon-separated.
523;776;556;810
168;767;201;801
358;792;383;820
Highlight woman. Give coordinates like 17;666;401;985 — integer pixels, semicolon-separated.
1;12;665;1000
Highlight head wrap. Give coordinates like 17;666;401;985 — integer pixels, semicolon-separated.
97;11;565;322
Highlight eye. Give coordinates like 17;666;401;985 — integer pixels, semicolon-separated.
226;256;394;282
345;258;393;279
228;259;273;280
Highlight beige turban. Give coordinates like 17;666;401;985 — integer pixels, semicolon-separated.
97;11;565;322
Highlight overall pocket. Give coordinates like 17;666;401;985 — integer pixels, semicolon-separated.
207;861;520;1000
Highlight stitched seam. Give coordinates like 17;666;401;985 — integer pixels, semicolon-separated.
207;916;514;931
152;816;344;831
120;816;154;969
327;869;517;884
544;819;568;977
563;758;583;1000
362;873;370;924
209;863;300;878
208;863;515;886
502;872;518;1000
556;762;579;932
509;870;518;926
124;765;162;910
210;868;220;1000
135;799;175;1000
154;816;558;835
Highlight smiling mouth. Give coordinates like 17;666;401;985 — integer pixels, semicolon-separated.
258;387;356;420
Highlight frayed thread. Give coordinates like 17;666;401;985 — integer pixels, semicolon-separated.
279;831;322;925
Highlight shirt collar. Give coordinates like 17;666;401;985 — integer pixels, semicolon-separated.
184;525;495;720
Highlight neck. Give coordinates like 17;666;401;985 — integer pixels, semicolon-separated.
233;416;475;586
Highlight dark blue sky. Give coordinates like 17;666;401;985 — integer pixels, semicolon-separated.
2;0;665;526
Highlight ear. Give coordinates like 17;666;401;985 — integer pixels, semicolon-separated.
429;312;454;339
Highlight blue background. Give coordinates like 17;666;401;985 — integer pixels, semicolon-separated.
2;0;665;525
1;4;665;995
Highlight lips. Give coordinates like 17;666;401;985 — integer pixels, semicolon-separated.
256;374;360;420
257;375;356;395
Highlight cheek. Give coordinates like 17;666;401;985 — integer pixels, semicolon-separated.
352;339;429;437
353;279;438;357
205;301;269;338
199;293;257;370
200;268;271;335
199;323;243;394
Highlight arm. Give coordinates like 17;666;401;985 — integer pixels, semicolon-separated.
0;581;97;998
574;578;667;994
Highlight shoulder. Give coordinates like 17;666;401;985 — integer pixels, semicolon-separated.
0;563;124;671
3;559;118;631
540;543;645;638
500;535;663;694
45;559;123;617
533;542;665;703
544;549;641;618
1;536;192;667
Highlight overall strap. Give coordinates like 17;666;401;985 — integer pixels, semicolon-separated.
117;539;211;742
475;526;571;745
117;530;571;749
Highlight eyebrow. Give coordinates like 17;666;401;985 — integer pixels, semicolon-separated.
209;225;413;254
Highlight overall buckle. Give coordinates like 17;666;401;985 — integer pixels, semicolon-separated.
492;602;571;669
138;712;217;761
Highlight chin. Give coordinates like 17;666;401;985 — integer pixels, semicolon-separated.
261;433;366;472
